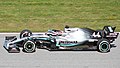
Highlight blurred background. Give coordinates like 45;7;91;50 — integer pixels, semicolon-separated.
0;0;119;32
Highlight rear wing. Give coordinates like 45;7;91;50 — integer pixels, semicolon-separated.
103;26;116;34
103;26;119;39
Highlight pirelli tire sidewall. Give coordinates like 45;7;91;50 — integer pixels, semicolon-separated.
97;39;110;53
23;40;36;53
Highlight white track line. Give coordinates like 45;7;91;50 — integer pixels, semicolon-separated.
0;33;19;34
0;33;45;34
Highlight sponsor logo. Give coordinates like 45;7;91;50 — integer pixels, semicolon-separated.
60;41;78;44
92;32;101;38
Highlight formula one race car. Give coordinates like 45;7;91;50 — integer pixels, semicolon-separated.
3;25;119;53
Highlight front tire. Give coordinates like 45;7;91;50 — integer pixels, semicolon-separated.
97;38;110;53
23;40;36;53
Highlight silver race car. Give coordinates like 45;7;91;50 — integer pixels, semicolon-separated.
3;26;119;53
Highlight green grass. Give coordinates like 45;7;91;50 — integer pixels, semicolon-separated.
0;0;120;32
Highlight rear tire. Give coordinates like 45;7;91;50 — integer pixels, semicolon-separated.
97;38;110;53
20;29;32;38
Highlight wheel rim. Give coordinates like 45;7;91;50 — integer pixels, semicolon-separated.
26;43;33;50
101;43;108;49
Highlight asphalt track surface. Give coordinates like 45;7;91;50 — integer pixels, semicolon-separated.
0;33;120;68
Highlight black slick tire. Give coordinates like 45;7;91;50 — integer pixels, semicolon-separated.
97;38;110;53
23;40;36;53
